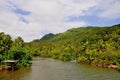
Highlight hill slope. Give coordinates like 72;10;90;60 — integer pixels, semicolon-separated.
37;24;120;42
27;24;120;69
33;33;55;42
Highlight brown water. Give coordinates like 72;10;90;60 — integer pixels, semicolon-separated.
0;57;120;80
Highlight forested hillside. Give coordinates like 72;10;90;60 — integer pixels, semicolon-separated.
26;24;120;69
33;33;55;42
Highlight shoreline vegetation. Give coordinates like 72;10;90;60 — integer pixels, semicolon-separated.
26;24;120;71
0;24;120;72
0;33;32;71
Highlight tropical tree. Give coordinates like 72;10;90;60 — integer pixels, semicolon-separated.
0;32;12;55
12;36;24;47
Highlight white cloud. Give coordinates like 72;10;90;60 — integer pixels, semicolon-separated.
98;0;120;19
63;21;86;29
0;0;120;42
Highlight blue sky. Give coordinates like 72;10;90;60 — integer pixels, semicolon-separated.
0;0;120;42
66;15;120;27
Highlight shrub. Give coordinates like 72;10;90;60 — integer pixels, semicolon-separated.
8;47;32;66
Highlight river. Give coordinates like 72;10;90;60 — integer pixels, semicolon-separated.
0;57;120;80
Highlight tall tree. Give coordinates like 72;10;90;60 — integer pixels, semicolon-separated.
0;32;12;55
12;36;24;47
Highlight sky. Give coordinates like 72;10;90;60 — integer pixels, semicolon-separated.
0;0;120;42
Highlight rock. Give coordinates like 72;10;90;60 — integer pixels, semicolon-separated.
108;64;118;69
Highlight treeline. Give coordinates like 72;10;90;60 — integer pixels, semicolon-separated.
26;24;120;70
0;32;32;66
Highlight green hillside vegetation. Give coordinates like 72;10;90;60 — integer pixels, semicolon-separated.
1;24;120;70
26;24;120;70
0;32;32;67
33;33;55;42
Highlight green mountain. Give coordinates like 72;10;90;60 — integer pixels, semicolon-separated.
33;33;55;42
35;24;120;43
27;24;120;70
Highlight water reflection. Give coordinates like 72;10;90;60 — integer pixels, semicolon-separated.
0;67;31;80
0;57;120;80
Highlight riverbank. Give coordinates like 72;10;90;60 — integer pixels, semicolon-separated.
35;56;120;71
25;24;120;72
77;60;118;69
1;57;120;80
0;65;8;72
72;58;120;71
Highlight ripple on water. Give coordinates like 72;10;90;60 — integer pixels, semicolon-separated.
0;58;120;80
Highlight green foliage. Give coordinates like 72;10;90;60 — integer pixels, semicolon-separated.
117;64;120;71
26;24;120;69
59;52;74;61
12;36;24;47
33;33;55;42
8;47;32;66
0;54;4;61
8;47;25;60
52;50;60;59
0;32;12;55
0;32;32;67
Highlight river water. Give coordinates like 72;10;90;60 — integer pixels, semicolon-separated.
0;57;120;80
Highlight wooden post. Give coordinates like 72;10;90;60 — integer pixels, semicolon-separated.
12;64;14;71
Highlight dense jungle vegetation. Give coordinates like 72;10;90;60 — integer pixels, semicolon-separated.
0;24;120;70
26;24;120;70
0;32;32;67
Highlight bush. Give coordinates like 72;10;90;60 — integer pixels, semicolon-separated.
59;52;73;61
8;47;32;66
0;54;4;61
